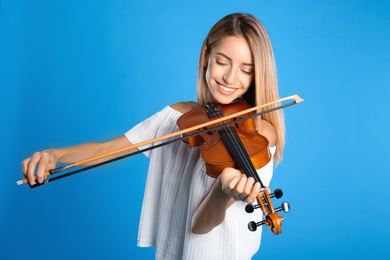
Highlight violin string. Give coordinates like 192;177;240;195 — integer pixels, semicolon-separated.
219;113;254;179
211;106;261;183
210;104;268;212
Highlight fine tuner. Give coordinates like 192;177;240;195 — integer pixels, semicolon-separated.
245;189;290;232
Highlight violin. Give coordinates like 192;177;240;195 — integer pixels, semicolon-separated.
17;95;303;233
177;98;290;234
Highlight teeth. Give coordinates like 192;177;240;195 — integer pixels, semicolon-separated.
220;84;235;92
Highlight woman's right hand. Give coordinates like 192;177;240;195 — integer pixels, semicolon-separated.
21;150;58;185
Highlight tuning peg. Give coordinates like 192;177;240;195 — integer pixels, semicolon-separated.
270;188;283;199
275;202;290;213
245;203;260;213
248;220;266;232
246;189;284;213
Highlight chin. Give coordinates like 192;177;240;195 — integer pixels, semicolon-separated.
214;95;241;105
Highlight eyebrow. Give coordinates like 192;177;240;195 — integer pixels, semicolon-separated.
216;52;254;67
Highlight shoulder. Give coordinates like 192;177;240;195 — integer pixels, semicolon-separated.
258;120;277;147
170;101;200;114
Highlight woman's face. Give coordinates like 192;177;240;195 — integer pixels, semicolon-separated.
205;36;254;105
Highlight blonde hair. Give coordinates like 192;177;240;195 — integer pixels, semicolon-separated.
196;13;285;164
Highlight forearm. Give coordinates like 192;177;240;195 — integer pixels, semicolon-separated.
51;135;133;165
191;177;234;234
22;135;132;185
50;142;109;165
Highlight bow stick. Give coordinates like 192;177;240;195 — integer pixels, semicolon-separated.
17;94;303;187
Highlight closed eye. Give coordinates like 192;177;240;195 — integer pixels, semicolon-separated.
216;59;228;66
241;69;253;75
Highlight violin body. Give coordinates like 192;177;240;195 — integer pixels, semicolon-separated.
177;100;271;178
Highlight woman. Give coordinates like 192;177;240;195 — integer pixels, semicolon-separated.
22;13;285;259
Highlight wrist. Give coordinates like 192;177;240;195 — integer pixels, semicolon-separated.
43;149;60;163
214;176;235;206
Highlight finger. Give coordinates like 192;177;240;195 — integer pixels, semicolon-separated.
245;182;261;204
242;176;256;196
27;152;41;185
221;176;239;195
220;168;241;194
234;175;256;201
21;158;31;177
229;174;247;193
36;154;50;183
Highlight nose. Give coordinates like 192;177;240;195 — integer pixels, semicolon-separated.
223;68;236;84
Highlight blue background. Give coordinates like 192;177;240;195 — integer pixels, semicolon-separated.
1;0;390;259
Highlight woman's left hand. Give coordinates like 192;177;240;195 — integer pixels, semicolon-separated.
219;167;261;204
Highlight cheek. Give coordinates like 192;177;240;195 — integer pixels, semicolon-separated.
206;62;223;79
205;67;211;85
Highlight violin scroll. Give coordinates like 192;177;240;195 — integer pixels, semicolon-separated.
248;212;285;234
246;188;290;234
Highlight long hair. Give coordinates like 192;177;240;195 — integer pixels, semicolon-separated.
196;13;285;164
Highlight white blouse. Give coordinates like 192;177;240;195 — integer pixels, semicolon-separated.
125;106;275;260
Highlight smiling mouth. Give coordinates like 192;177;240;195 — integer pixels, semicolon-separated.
218;83;236;94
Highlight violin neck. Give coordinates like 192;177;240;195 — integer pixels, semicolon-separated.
218;127;264;188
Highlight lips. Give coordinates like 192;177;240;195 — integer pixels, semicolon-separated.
218;82;237;94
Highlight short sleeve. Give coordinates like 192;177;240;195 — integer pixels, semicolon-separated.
124;106;182;158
